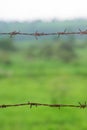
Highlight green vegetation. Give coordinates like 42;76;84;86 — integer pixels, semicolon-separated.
0;37;87;130
0;38;16;64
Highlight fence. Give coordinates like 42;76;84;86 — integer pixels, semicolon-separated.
0;29;87;39
0;29;87;109
0;102;87;109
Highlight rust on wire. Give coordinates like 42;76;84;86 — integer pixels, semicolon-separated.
9;31;20;38
0;102;87;109
0;29;87;39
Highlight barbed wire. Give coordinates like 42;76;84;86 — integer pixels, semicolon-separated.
0;29;87;110
0;101;87;109
0;29;87;39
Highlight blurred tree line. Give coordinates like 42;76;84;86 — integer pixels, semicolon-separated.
0;36;87;65
26;37;78;63
0;38;16;64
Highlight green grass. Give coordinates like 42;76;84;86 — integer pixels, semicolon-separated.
0;47;87;130
0;75;87;130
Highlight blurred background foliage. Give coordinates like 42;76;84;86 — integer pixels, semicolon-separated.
0;19;87;130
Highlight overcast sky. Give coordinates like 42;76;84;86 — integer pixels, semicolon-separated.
0;0;87;21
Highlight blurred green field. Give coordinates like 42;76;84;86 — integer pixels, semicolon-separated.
0;39;87;130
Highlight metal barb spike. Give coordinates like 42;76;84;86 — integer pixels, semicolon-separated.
79;102;86;109
30;104;32;108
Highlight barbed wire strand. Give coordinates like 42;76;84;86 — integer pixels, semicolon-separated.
0;29;87;39
0;102;87;109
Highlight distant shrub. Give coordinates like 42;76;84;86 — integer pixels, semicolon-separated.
58;37;77;62
40;43;53;59
0;38;15;51
0;38;15;64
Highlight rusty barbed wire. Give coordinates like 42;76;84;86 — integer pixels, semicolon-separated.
0;29;87;39
0;29;87;110
0;101;87;109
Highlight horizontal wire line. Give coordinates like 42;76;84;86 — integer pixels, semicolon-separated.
0;29;87;39
0;102;86;109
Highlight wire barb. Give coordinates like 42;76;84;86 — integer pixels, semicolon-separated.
9;31;20;38
78;102;87;109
